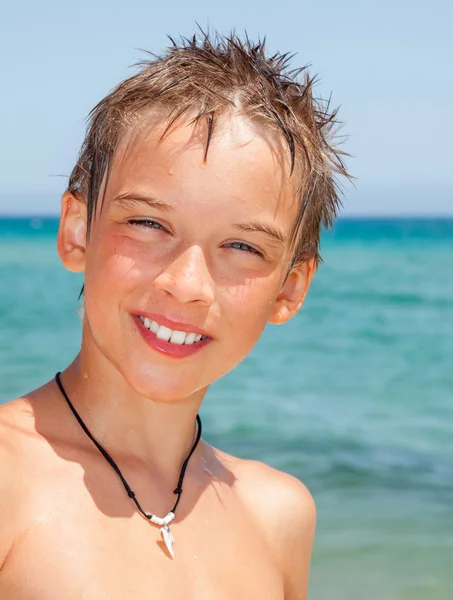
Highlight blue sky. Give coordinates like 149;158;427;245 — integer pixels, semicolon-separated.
0;0;451;216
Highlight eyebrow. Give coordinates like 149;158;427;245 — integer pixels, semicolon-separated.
111;192;175;212
233;221;287;245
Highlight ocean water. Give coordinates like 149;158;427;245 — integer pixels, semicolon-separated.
1;215;452;599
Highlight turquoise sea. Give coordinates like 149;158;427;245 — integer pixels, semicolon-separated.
1;215;452;599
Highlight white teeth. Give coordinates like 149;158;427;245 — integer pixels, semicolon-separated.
184;333;197;345
170;330;186;345
156;325;172;342
139;316;206;345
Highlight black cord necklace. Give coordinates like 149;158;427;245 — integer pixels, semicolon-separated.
54;372;202;558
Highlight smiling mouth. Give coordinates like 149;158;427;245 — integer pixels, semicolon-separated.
138;316;209;346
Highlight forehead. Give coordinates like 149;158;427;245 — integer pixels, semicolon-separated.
106;113;299;222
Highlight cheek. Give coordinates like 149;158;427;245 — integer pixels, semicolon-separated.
222;278;278;338
82;237;155;352
85;235;153;296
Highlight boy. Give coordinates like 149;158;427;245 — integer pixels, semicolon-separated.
0;33;348;599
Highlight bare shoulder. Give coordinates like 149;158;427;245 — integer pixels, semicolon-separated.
215;449;316;600
0;391;46;456
0;394;38;468
213;449;315;527
231;455;315;517
0;387;55;570
0;396;35;568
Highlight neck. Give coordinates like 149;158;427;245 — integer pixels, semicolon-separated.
58;349;207;485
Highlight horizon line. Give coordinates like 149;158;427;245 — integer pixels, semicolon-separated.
1;213;453;220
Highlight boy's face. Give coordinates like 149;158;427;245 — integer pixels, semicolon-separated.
59;114;315;401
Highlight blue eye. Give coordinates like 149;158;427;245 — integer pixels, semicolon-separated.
128;219;166;231
226;241;263;257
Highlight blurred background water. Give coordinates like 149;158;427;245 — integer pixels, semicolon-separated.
1;215;452;599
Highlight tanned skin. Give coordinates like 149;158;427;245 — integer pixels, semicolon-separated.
0;114;316;599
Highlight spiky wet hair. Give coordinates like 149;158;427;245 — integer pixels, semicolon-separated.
68;30;350;267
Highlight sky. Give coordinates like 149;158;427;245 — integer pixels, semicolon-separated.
0;0;452;216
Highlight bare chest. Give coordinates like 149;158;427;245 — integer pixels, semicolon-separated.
1;482;283;600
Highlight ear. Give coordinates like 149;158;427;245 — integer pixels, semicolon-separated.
57;191;87;273
268;257;317;325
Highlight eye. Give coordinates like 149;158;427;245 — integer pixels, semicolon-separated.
225;241;264;258
127;219;168;233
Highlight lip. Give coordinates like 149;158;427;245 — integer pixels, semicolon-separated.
133;315;212;359
132;311;211;338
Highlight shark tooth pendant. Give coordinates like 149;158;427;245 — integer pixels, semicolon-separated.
161;525;175;557
150;511;176;558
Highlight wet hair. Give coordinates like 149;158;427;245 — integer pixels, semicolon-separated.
68;30;351;267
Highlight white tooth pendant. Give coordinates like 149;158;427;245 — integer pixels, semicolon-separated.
149;511;176;557
161;525;175;557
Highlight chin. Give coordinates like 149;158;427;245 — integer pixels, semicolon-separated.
122;362;209;403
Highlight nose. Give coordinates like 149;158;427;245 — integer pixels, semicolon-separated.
153;245;215;306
